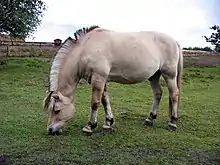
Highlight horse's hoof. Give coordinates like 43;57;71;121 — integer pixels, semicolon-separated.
144;118;154;126
83;131;92;136
101;128;114;134
101;125;114;134
82;126;93;136
167;122;177;131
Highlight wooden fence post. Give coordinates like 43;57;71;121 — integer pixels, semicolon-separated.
6;45;9;57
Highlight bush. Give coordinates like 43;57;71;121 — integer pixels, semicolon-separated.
183;46;213;52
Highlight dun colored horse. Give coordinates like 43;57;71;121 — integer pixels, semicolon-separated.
43;25;183;135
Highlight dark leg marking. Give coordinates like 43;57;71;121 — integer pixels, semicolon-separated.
171;116;178;123
144;112;157;126
106;117;114;126
88;121;98;129
149;112;157;120
167;116;178;131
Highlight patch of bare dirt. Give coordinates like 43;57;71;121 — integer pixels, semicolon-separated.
0;155;10;165
0;154;30;165
188;150;220;165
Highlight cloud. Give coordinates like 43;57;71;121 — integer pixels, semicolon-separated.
199;0;220;24
28;0;217;47
27;22;81;41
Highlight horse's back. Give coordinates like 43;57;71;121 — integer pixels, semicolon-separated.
86;29;178;62
80;29;180;84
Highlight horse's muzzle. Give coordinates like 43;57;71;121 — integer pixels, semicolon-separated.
47;126;62;135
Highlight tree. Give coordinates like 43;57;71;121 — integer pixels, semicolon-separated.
183;46;213;52
203;25;220;52
0;0;46;39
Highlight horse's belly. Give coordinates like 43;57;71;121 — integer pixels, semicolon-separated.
107;75;146;84
107;67;155;84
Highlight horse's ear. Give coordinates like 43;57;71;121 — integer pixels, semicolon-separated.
43;91;53;110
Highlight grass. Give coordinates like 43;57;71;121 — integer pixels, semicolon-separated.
0;58;220;165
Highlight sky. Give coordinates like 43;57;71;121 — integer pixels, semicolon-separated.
27;0;220;48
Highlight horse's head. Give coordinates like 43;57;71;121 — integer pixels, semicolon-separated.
43;91;75;135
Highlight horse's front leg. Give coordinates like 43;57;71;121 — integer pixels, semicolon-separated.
82;76;105;135
101;84;114;131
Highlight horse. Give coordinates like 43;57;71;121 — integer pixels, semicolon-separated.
43;25;183;135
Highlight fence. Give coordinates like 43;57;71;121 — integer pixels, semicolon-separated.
0;41;58;58
0;41;220;59
0;40;55;46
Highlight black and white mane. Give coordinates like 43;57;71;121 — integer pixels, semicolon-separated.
47;25;100;92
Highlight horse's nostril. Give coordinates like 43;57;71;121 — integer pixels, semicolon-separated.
48;127;55;135
54;130;60;135
48;128;52;133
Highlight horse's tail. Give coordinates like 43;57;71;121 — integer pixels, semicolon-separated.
176;41;183;118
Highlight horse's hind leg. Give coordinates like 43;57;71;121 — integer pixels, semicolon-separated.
163;76;179;131
145;70;163;126
101;84;114;130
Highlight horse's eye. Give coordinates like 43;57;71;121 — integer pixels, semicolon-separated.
54;110;60;114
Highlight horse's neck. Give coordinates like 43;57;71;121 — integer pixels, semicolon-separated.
58;80;78;103
57;57;80;103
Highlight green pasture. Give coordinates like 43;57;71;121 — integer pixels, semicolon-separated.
0;58;219;164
